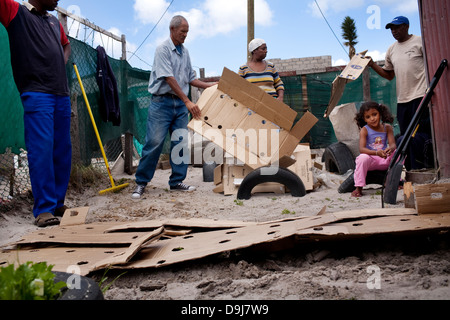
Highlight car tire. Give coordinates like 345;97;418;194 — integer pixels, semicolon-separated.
322;142;355;175
54;271;104;300
237;166;306;200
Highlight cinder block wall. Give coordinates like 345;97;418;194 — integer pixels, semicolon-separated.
269;56;332;74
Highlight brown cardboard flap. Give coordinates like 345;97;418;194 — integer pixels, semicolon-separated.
289;111;319;140
93;227;164;270
325;51;370;117
218;67;297;131
60;207;90;226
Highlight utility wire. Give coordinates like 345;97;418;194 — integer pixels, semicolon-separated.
314;0;348;57
129;0;175;61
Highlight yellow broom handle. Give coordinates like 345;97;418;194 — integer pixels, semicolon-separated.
73;63;115;187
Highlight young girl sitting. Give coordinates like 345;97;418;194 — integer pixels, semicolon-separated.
352;102;397;197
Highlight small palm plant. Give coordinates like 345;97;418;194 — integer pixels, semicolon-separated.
341;16;358;59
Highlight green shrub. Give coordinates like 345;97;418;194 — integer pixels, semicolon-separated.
0;262;66;300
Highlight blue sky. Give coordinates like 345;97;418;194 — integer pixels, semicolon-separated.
52;0;421;77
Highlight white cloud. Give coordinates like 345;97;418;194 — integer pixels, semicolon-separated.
332;58;348;66
366;50;386;62
332;50;386;67
308;0;418;18
133;0;172;25
133;0;273;41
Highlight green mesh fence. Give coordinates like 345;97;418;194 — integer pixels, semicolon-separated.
0;26;398;203
282;69;398;148
67;37;151;166
0;26;24;154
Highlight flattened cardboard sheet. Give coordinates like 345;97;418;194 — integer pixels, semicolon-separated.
15;222;142;246
116;214;339;270
93;227;164;270
104;218;257;233
296;214;450;239
3;208;449;276
114;209;416;270
0;247;119;276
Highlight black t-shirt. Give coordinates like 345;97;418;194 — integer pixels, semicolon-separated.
0;1;69;95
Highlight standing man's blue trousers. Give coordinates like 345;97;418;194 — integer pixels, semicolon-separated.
21;92;72;218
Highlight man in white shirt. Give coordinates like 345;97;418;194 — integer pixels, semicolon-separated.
369;16;433;170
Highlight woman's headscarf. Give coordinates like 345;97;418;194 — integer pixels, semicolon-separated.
248;38;266;53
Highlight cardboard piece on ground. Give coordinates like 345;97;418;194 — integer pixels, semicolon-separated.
188;68;318;170
60;207;90;226
116;209;416;270
93;227;164;270
4;208;449;276
415;183;450;214
297;214;450;239
325;51;370;117
116;213;341;270
16;226;149;246
15;221;123;243
104;218;257;233
0;246;121;276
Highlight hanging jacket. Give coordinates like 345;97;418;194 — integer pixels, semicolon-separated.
96;45;121;126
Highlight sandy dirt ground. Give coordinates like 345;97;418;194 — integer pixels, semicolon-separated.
1;154;450;301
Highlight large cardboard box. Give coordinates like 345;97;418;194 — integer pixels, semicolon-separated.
188;67;318;170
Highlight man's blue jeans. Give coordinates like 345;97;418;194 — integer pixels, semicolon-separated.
135;95;190;188
21;92;72;218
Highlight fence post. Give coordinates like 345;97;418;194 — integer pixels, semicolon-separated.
363;68;371;101
121;34;127;61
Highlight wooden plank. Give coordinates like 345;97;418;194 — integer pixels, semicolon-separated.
403;182;416;209
415;183;450;214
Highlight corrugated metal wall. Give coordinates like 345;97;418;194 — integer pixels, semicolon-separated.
419;0;450;178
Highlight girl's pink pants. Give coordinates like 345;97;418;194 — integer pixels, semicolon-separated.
354;152;395;187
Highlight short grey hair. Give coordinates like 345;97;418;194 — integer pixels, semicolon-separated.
170;15;188;29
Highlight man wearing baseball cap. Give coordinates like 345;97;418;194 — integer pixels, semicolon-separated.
368;16;433;170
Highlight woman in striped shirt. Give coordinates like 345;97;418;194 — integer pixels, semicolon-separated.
239;38;285;101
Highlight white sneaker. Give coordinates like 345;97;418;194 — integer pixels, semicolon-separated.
132;185;146;199
170;183;196;192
